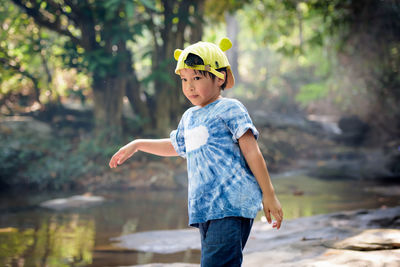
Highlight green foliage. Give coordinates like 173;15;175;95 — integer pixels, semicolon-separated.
2;0;150;102
205;0;252;21
296;82;329;106
0;125;120;190
141;58;176;87
0;129;43;182
0;0;71;105
3;0;399;142
51;0;144;77
233;0;400;122
0;228;34;265
83;49;119;78
0;216;94;266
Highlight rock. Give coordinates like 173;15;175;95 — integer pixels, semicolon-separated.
365;186;400;197
336;115;369;146
307;148;398;180
307;114;342;135
111;206;400;266
40;195;105;211
385;148;400;178
244;206;400;266
132;264;198;267
112;229;200;254
252;110;318;135
252;110;333;137
309;158;365;179
0;116;52;137
244;247;400;267
324;229;400;251
150;162;180;189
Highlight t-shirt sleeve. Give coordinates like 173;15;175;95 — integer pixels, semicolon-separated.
170;115;186;158
219;100;259;143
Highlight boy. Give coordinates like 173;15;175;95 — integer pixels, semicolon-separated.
109;37;283;266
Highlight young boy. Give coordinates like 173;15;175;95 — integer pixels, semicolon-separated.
109;37;283;266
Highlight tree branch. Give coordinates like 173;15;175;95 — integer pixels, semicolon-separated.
11;0;81;46
0;52;41;103
46;0;79;25
176;0;191;46
63;0;85;19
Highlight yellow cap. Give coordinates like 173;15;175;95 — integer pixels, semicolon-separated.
174;37;235;89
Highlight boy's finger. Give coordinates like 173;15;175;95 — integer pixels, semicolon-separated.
110;153;117;165
110;153;121;168
276;219;282;229
273;212;282;222
274;214;282;229
109;157;116;168
265;210;272;223
117;154;127;165
113;155;120;166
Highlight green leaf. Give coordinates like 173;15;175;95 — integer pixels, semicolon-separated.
296;82;329;105
103;0;121;9
133;23;144;36
125;1;135;18
137;0;157;11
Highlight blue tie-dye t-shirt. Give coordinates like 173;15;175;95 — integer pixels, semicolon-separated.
170;98;263;226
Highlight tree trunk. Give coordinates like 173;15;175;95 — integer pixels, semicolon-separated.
120;42;152;131
126;77;151;123
92;75;125;139
190;0;205;43
154;82;173;134
151;0;206;135
225;12;241;84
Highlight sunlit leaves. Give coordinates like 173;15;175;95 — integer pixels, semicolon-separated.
125;1;135;18
142;58;175;87
84;49;118;78
137;0;157;11
0;228;34;264
205;0;251;22
296;82;329;106
0;216;95;266
0;1;44;96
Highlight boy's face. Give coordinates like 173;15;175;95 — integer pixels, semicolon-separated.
180;68;225;107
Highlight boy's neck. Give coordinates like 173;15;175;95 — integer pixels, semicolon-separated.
199;95;223;108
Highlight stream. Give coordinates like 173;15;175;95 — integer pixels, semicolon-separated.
0;172;399;266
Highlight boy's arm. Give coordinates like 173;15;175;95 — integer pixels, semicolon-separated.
238;130;283;229
109;138;178;168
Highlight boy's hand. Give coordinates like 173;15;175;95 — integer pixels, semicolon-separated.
109;143;138;168
262;194;283;229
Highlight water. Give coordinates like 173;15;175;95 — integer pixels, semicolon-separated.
0;174;398;266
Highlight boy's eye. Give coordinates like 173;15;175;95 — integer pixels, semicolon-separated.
181;78;187;82
194;76;201;80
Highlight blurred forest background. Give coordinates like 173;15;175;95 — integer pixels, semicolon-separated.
1;0;399;191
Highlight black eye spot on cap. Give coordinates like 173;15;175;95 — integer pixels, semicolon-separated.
184;53;204;66
215;61;219;68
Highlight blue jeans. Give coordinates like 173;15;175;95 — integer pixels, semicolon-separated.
198;216;254;267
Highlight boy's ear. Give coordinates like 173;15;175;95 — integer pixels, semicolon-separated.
174;49;183;61
217;70;226;86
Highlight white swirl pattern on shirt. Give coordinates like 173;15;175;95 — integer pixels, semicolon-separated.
170;98;263;226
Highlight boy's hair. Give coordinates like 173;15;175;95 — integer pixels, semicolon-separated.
184;53;228;90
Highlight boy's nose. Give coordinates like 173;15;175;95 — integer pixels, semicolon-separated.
187;81;195;90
